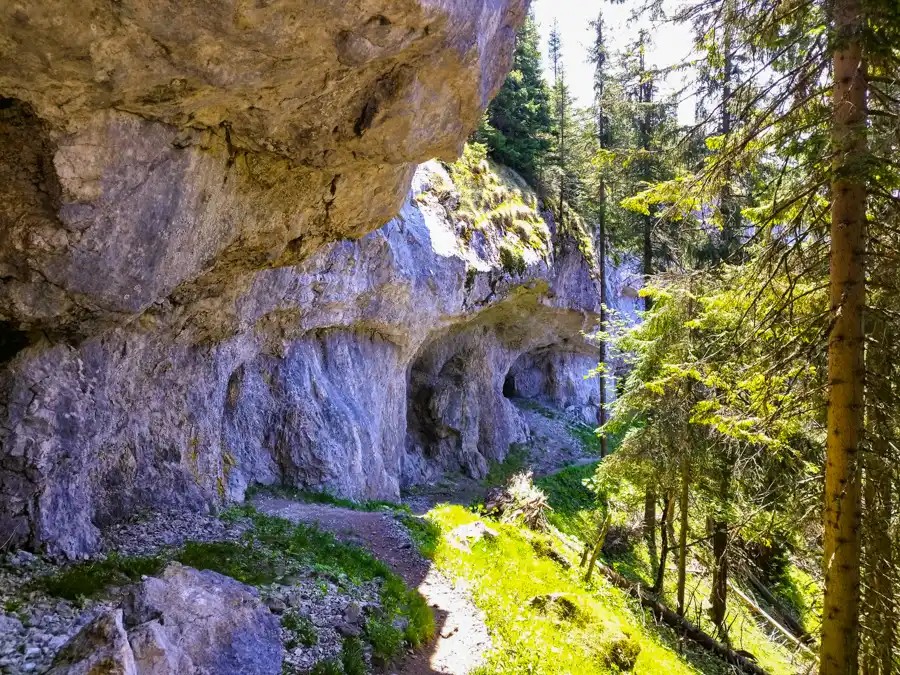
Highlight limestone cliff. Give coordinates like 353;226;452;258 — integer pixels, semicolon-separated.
0;0;619;558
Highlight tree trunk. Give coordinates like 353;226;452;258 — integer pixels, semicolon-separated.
677;455;690;616
644;488;658;575
710;471;730;640
585;512;612;583
597;178;608;458
710;519;728;639
653;492;674;595
821;1;867;673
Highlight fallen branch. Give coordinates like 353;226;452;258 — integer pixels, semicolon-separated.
741;569;816;645
596;563;772;675
727;580;817;658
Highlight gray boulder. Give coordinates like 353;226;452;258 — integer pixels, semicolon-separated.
49;563;281;675
47;609;136;675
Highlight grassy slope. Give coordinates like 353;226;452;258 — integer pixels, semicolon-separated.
419;404;818;675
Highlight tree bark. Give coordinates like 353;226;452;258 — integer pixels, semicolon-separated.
821;1;867;673
598;178;608;458
644;488;658;575
709;470;731;642
677;455;690;616
584;512;612;583
653;492;675;594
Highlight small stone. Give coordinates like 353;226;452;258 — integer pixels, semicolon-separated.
336;622;361;638
265;597;287;615
343;602;362;625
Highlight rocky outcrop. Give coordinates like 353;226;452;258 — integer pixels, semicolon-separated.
0;0;525;339
48;563;281;675
1;158;606;556
0;0;617;558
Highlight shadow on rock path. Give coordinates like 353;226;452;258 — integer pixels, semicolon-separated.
253;497;491;675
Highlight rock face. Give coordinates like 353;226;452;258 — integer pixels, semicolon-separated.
0;0;621;558
48;563;282;675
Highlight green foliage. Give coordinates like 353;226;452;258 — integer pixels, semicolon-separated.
365;616;404;662
282;610;318;648
176;540;279;586
399;514;441;560
475;10;552;182
403;590;436;647
341;636;367;675
535;462;602;541
498;244;526;276
430;505;696;675
309;659;343;675
483;444;530;488
36;553;164;602
444;143;549;261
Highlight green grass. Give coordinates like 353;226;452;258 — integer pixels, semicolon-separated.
282;610;318;648
36;553;164;602
309;659;342;675
399;514;442;559
341;636;367;675
429;505;698;675
483;443;530;488
535;461;602;541
247;483;411;514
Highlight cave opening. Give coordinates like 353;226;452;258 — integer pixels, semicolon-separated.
502;372;516;398
0;322;32;366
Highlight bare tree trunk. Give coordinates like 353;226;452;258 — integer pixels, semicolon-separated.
598;179;608;458
653;492;675;595
710;469;730;641
821;1;867;673
585;512;612;583
677;455;690;616
644;488;658;575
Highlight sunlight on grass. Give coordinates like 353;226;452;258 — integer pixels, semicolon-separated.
428;505;700;675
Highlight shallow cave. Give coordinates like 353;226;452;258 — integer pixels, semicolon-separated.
0;322;32;366
502;346;600;420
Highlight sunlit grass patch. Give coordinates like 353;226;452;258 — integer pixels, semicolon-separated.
428;505;698;675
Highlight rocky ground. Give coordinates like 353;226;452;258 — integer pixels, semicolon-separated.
0;399;594;675
253;498;492;675
0;511;386;675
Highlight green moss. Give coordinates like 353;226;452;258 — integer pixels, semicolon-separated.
499;244;527;276
36;553;165;602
